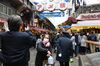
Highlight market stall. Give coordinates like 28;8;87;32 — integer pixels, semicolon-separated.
71;13;100;33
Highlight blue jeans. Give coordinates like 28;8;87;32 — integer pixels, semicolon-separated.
75;45;80;55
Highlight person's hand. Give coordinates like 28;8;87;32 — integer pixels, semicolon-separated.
47;51;51;55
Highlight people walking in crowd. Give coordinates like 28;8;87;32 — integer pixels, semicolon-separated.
0;15;36;66
56;31;73;66
89;31;97;41
75;32;81;56
35;34;52;66
96;34;100;52
80;32;87;55
53;32;62;53
89;31;97;53
86;32;91;53
71;33;77;57
97;33;100;52
36;34;43;48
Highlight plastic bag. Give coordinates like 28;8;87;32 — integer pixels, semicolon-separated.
48;56;54;64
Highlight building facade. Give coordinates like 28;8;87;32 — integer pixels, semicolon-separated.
0;0;33;31
72;3;100;32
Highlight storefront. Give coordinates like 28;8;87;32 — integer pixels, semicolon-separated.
71;13;100;33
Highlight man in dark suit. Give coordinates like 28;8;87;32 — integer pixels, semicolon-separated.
0;15;35;66
56;31;73;66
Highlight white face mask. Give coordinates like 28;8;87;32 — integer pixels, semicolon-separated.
45;42;50;47
43;38;49;44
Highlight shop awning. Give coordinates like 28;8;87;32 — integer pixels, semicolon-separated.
58;17;77;26
67;17;77;24
76;13;100;20
72;20;100;26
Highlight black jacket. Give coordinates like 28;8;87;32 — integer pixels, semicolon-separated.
0;31;35;63
56;36;73;62
36;41;52;60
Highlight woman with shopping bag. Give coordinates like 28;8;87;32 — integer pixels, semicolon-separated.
35;34;52;66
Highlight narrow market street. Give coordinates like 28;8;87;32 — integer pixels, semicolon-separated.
1;0;100;66
29;47;79;66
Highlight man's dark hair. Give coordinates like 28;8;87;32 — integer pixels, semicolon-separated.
62;31;71;38
7;15;22;31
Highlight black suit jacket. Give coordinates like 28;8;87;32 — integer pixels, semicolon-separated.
0;31;35;63
56;36;73;62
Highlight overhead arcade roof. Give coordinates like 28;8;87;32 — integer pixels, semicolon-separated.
30;0;100;28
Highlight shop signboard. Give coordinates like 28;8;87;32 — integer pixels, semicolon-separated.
77;13;100;20
39;12;65;17
36;4;44;11
45;2;55;11
58;2;67;10
35;0;72;11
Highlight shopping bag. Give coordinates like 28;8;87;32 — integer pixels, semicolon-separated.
48;56;54;65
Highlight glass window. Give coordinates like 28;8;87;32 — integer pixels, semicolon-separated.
0;3;16;15
0;4;3;12
3;5;7;14
12;10;15;14
8;8;11;15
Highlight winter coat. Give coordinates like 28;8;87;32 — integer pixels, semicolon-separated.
36;41;52;61
0;31;35;64
56;36;73;62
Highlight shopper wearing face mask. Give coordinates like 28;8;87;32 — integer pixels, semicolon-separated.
35;34;52;66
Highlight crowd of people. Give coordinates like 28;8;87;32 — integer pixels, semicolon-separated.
0;15;73;66
0;15;100;66
70;31;100;55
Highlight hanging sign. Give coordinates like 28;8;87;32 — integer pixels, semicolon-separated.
39;12;65;17
35;1;71;11
77;13;100;20
58;2;67;10
46;3;55;11
36;4;44;11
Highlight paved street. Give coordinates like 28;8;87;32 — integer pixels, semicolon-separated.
29;47;79;66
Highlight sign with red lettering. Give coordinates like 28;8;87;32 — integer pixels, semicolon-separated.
77;13;100;20
36;4;44;11
46;3;55;11
35;1;71;11
58;2;67;10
